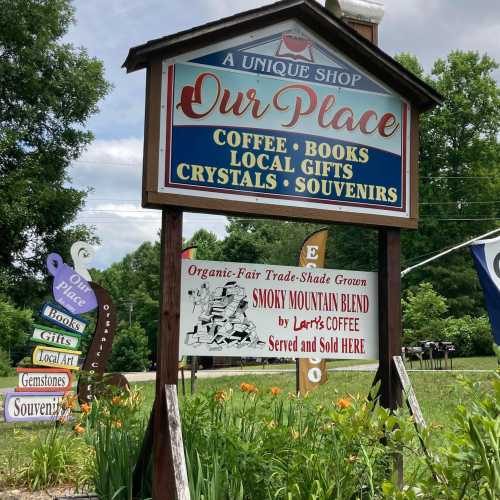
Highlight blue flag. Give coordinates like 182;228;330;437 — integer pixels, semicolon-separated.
470;237;500;344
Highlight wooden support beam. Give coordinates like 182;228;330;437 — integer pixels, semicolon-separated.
153;209;183;500
378;228;403;411
378;228;403;486
132;407;153;499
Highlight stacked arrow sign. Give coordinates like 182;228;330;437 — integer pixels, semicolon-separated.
3;253;97;423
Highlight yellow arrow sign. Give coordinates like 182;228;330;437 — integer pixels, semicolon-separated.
32;345;82;371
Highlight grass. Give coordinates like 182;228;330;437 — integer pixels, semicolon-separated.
218;358;376;371
406;355;498;371
0;356;496;491
139;365;493;427
0;375;17;390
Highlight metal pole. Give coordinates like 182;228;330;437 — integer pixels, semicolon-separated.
401;227;500;277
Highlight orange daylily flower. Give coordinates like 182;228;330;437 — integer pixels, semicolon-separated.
337;398;352;410
74;424;85;434
240;382;258;393
80;403;91;414
61;393;77;410
214;390;227;402
270;387;282;396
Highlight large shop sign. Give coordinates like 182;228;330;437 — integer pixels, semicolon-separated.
124;1;442;496
127;6;439;228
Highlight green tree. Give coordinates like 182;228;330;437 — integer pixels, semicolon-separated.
397;51;500;316
0;348;13;377
0;296;33;364
219;218;321;266
187;229;222;260
93;242;161;361
0;0;110;305
402;282;448;345
442;315;493;357
108;323;150;372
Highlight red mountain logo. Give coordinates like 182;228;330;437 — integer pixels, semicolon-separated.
275;32;314;63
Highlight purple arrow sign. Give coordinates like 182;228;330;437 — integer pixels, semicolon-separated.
47;253;97;314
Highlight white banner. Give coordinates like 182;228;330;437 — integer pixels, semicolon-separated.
180;260;378;360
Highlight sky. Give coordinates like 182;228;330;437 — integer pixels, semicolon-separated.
66;0;500;269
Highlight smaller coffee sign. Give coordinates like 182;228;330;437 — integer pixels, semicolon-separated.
47;253;97;314
40;302;88;334
31;324;81;350
16;368;73;392
4;391;71;422
33;345;82;371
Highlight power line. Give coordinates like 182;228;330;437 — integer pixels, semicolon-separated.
74;160;141;166
421;200;500;205
73;161;499;181
401;227;500;277
421;175;499;179
422;217;500;221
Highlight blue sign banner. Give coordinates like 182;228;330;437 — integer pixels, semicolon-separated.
158;21;411;221
470;238;500;345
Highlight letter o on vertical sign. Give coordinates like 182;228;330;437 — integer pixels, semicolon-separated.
307;357;322;383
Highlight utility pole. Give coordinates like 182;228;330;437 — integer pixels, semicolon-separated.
128;301;134;327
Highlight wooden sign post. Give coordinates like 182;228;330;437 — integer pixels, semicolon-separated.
153;209;183;498
124;1;441;497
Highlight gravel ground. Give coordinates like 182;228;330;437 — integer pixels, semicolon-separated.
0;487;90;499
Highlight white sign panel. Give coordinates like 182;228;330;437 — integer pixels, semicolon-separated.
180;260;378;359
16;368;72;392
156;19;413;227
4;391;71;422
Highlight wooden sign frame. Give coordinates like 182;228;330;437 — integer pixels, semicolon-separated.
125;1;439;231
124;1;442;498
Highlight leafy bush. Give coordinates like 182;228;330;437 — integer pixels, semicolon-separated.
383;364;500;498
77;386;147;500
20;425;78;490
402;282;448;345
179;385;410;499
108;323;150;372
16;355;33;368
0;297;32;365
403;283;494;356
442;315;493;357
19;395;86;490
0;348;13;376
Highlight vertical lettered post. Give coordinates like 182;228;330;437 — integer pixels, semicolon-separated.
378;228;403;483
154;208;183;500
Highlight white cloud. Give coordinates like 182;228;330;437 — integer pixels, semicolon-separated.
69;139;227;269
63;0;499;268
